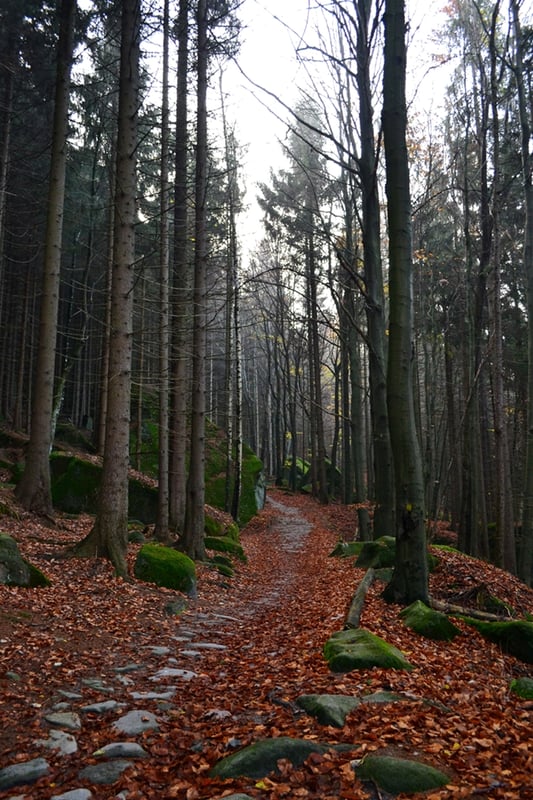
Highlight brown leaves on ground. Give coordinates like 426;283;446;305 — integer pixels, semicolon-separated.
0;488;532;799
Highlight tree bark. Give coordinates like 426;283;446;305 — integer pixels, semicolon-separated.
381;0;428;605
71;0;140;576
15;0;76;516
183;0;208;560
169;0;190;534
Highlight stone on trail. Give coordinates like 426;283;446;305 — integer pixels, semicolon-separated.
296;694;361;727
93;742;148;759
51;790;93;800
78;760;133;785
44;711;82;730
81;699;124;714
209;736;332;779
353;753;450;794
35;729;78;755
0;758;50;791
113;709;159;735
323;628;414;672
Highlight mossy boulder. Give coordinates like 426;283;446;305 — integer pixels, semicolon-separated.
296;694;362;727
400;600;461;641
323;628;414;673
207;555;235;577
510;677;533;699
0;533;50;587
209;737;331;779
355;537;396;568
134;544;196;596
329;540;365;558
355;537;438;572
50;453;158;523
204;434;264;526
354;754;450;794
463;618;533;664
204;535;247;563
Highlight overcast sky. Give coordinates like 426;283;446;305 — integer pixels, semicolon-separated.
223;0;450;259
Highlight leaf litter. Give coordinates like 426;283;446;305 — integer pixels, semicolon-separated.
0;488;532;799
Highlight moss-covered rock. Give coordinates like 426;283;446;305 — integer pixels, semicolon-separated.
355;537;396;568
207;555;235;577
50;453;158;523
400;600;461;641
355;537;438;572
510;677;533;699
204;535;247;563
354;754;450;794
134;544;196;595
0;533;50;587
204;429;264;526
296;694;361;727
323;628;414;673
329;540;365;558
463;618;533;664
209;737;331;779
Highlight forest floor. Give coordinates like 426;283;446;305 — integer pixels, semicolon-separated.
0;488;532;799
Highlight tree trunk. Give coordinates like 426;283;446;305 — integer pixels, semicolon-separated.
71;0;140;576
155;0;171;542
356;0;395;539
512;0;533;586
169;0;190;534
15;0;76;516
381;0;428;606
182;0;208;560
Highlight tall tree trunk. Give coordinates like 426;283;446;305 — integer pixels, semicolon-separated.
15;0;76;515
512;0;533;586
155;0;171;542
381;0;428;605
169;0;190;533
183;0;208;560
487;3;515;572
72;0;140;576
356;0;395;539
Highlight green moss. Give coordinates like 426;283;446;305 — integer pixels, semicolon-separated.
134;544;196;595
323;628;414;673
510;677;533;699
355;537;396;569
329;540;365;558
210;737;331;780
354;754;449;793
204;535;247;562
27;562;51;587
0;533;50;587
50;453;158;523
462;618;533;664
400;600;461;641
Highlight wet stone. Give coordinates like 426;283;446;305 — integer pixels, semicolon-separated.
81;700;124;714
44;712;81;731
78;760;133;785
0;758;50;791
113;710;159;735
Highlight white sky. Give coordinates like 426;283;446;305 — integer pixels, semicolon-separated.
222;0;451;260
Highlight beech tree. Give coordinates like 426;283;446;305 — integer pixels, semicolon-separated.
381;0;428;605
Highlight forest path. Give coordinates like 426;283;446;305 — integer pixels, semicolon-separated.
0;490;356;800
1;489;533;798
